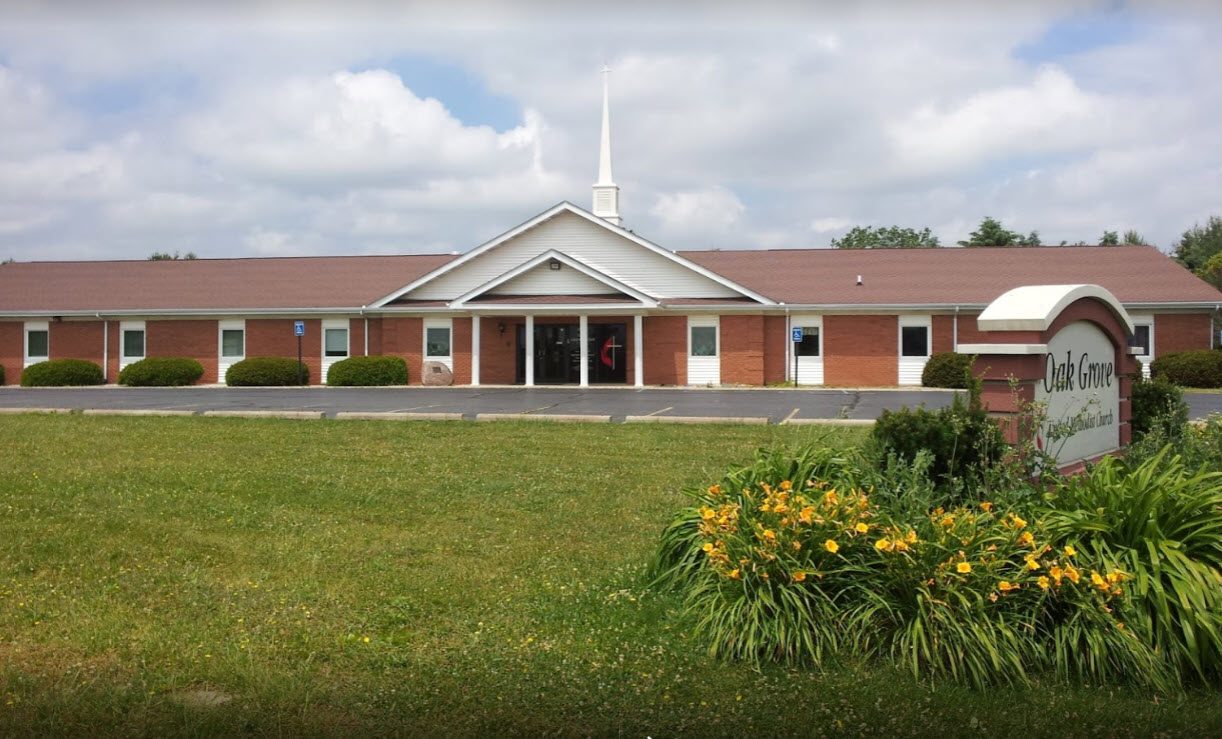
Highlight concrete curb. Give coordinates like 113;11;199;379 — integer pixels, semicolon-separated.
0;407;76;415
202;410;325;420
781;418;875;426
83;409;198;417
335;411;465;421
624;415;769;425
476;413;610;423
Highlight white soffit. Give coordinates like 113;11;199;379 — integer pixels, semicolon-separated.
451;249;657;307
976;284;1135;334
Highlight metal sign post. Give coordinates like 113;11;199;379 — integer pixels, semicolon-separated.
791;326;803;387
294;321;305;385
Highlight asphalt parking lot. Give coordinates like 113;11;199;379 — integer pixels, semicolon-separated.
0;386;1216;424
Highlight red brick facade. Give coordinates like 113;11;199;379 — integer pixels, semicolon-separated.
643;316;686;386
1155;313;1212;357
148;320;218;383
720;315;765;385
823;315;899;387
0;322;21;384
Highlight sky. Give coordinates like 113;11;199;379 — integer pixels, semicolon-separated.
0;0;1220;262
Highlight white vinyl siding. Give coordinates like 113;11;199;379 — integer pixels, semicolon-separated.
492;262;621;296
898;315;932;386
791;315;823;385
424;318;453;370
688;316;720;385
409;211;741;301
1130;314;1154;378
321;319;349;383
218;320;245;382
119;321;145;368
24;321;49;367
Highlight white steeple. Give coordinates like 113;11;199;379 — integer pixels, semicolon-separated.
592;65;621;226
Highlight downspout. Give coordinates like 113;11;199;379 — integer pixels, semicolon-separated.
97;313;108;382
1214;303;1221;349
782;303;790;384
953;305;959;352
361;306;369;356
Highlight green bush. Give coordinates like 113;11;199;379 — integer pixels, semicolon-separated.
1151;350;1222;388
20;359;105;387
1045;448;1222;685
921;352;975;389
225;356;310;386
1129;376;1188;439
326;355;408;386
870;393;1004;498
0;363;4;385
118;357;205;387
652;445;1168;691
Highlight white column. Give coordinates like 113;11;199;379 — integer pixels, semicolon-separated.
633;314;644;387
578;315;589;387
471;314;480;386
524;314;535;387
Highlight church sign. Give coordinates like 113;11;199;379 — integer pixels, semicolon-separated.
1033;320;1120;465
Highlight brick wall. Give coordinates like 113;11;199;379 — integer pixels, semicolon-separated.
452;317;472;385
823;314;898;386
349;318;367;357
247;318;323;384
148;320;218;383
381;317;423;385
763;315;787;384
0;322;20;384
643;315;686;386
479;318;520;384
720;314;764;385
1155;313;1213;357
51;320;105;365
366;318;384;355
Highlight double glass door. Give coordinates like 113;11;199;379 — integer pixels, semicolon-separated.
516;323;627;384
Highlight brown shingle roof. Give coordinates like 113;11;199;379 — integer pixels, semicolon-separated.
678;245;1222;306
0;254;457;312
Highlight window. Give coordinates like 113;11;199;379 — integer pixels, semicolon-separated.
324;327;349;357
120;322;145;364
796;326;820;357
25;323;49;364
1132;324;1151;356
426;327;451;357
221;329;245;358
690;326;717;357
901;326;929;357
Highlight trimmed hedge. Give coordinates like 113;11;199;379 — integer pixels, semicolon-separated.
1150;350;1222;388
118;356;205;387
921;352;975;389
0;364;4;385
225;357;310;386
20;359;105;387
326;355;408;386
1129;376;1188;439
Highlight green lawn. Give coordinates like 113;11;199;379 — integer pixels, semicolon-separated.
1;416;1219;737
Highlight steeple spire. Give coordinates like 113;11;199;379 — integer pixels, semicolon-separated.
592;65;621;225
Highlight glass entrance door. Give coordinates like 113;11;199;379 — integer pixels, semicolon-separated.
515;322;628;384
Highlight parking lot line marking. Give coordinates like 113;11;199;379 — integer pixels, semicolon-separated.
645;406;673;417
522;404;557;414
782;407;800;424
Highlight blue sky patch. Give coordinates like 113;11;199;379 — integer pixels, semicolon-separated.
357;55;521;132
1015;6;1144;63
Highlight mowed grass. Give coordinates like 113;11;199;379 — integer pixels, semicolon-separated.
0;416;1219;737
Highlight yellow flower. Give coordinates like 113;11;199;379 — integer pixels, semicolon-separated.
905;530;918;544
998;581;1019;593
854;522;869;534
792;571;807;583
1025;557;1040;571
956;562;972;574
701;542;715;554
1037;576;1050;590
823;490;839;507
700;507;716;520
798;507;816;525
1018;531;1035;547
762;529;777;542
1063;545;1076;557
980;501;993;512
780;480;793;491
824;539;839;554
1006;513;1028;529
728;568;741;579
940;515;955;528
707;484;722;496
791;541;802;551
1065;565;1081;584
1106;571;1125;584
892;540;910;553
874;538;892;552
1049;564;1064;584
1090;571;1108;591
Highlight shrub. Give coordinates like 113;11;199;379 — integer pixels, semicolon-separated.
326;355;408;386
1151;350;1222;388
1044;448;1222;685
0;363;4;385
20;359;105;387
921;352;975;389
870;393;1004;499
118;357;204;387
653;445;1167;691
225;356;310;386
1129;376;1188;439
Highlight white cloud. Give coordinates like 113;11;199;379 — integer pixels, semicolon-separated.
650;186;745;233
810;217;851;233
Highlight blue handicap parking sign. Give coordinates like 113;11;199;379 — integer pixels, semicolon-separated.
294;321;305;337
792;327;804;342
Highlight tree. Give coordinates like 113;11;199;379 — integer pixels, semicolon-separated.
1;258;14;265
1099;230;1119;246
1172;215;1222;272
1122;229;1148;245
831;225;940;249
958;217;1040;247
1197;252;1222;291
148;251;198;261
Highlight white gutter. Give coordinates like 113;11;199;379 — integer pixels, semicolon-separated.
360;305;369;356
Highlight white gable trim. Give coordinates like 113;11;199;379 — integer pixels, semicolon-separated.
369;201;774;307
451;249;658;307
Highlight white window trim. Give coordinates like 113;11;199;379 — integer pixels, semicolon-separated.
790;314;824;385
322;319;350;359
793;314;823;358
24;320;49;367
424;317;453;370
119;320;146;368
218;319;246;360
1130;314;1154;378
687;315;719;358
898;314;932;359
